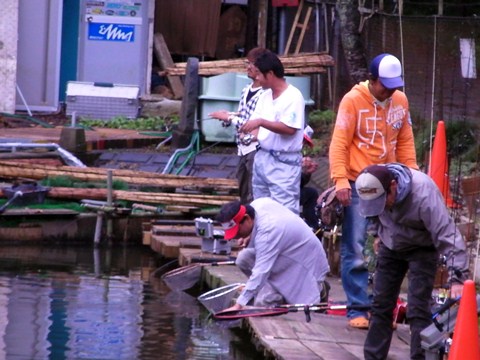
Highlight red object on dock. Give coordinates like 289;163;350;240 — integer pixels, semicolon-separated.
448;280;480;360
427;120;459;208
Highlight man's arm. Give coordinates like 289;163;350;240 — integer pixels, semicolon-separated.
418;180;469;285
329;100;357;203
240;118;296;135
235;224;281;306
395;109;419;169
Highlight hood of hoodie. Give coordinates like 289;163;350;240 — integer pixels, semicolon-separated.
386;163;413;203
351;81;374;102
350;81;390;107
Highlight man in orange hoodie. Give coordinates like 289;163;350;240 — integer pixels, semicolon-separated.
329;53;418;329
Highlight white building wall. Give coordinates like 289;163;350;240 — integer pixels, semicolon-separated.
0;1;19;114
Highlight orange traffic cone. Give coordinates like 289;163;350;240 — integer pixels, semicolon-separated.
428;120;458;208
448;280;480;360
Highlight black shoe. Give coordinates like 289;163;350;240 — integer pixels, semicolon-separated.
320;280;330;303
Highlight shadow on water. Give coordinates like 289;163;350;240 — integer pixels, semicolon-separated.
0;244;265;360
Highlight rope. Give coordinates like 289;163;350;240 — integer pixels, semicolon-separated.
398;0;405;90
428;16;437;169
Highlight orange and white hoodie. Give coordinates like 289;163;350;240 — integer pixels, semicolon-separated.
329;81;418;191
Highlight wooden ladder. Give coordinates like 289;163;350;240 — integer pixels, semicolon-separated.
283;0;313;55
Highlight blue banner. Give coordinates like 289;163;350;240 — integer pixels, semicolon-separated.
88;23;135;42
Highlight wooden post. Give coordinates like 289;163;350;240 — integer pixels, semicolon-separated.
106;170;113;244
94;212;103;246
153;33;184;99
438;0;443;15
172;57;199;149
257;0;268;48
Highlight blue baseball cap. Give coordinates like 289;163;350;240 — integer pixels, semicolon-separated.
370;53;404;89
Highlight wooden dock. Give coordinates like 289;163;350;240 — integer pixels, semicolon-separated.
147;222;412;359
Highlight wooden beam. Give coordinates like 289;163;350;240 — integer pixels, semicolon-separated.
257;0;268;48
153;33;184;99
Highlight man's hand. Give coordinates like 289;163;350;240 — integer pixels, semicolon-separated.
336;188;351;206
240;119;262;133
450;283;463;298
302;157;318;175
209;110;230;121
237;235;251;248
222;303;243;313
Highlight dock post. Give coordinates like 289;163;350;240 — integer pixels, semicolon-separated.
94;211;103;246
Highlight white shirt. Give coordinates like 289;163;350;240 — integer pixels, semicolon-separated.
252;84;305;152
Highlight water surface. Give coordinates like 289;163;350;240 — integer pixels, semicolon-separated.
0;245;262;360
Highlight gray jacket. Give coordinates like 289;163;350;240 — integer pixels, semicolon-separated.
377;163;469;283
236;197;330;306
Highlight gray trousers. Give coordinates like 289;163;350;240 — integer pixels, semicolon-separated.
236;248;326;306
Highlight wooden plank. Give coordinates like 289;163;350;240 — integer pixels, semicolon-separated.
304;341;360;359
202;263;246;289
1;209;79;217
178;247;238;267
151;234;200;258
152;224;197;236
153;33;184;99
257;0;268;48
246;312;411;359
461;175;480;220
284;0;304;56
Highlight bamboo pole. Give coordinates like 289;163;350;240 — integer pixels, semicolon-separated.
0;162;238;191
46;187;238;207
165;52;335;76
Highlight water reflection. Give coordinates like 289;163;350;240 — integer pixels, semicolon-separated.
0;245;262;360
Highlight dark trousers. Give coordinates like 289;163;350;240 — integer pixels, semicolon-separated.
300;186;319;230
237;151;256;204
364;243;437;360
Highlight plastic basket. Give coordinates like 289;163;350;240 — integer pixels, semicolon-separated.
197;283;244;314
2;183;50;206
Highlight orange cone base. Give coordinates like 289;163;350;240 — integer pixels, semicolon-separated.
448;280;480;360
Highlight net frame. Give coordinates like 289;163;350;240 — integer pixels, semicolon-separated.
161;263;202;291
197;283;244;314
161;261;236;291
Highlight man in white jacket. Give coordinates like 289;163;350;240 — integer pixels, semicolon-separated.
217;197;330;311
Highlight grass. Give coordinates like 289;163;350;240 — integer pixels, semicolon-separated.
79;115;180;131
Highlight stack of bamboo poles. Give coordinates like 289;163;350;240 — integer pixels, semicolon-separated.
164;52;335;76
0;162;239;208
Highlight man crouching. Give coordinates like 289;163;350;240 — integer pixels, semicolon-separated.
217;197;330;312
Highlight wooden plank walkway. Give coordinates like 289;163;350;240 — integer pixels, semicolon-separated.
202;266;412;360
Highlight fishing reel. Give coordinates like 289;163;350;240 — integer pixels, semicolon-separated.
222;112;241;127
240;133;255;146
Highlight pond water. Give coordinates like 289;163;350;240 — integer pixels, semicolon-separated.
0;245;263;360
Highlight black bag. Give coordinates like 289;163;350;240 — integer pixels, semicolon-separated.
316;186;344;229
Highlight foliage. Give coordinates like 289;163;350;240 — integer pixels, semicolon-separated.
308;109;336;130
41;176;129;190
445;121;477;158
412;117;480;176
79;115;179;131
0;198;85;213
305;110;336;157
